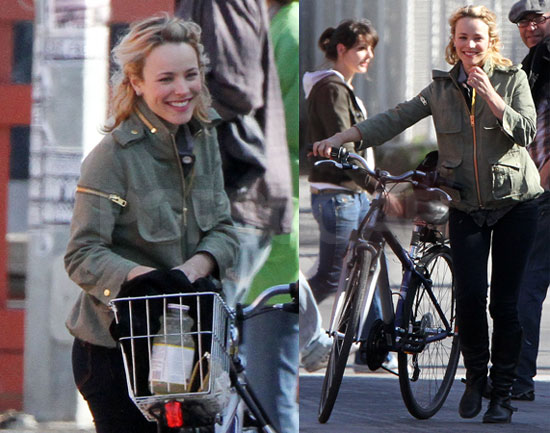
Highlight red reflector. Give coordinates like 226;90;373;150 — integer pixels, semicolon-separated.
165;401;183;428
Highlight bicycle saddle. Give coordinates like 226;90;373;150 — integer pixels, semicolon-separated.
415;200;449;225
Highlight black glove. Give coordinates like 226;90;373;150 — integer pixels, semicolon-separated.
110;269;195;341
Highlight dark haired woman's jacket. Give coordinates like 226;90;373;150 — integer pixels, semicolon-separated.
305;73;370;190
65;101;238;348
355;60;543;212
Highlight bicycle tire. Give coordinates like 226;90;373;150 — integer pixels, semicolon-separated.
398;245;460;419
318;249;374;423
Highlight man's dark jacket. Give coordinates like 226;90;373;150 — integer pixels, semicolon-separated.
177;0;293;234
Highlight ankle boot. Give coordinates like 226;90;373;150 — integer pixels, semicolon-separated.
459;372;487;418
458;340;489;419
482;328;522;424
482;396;517;423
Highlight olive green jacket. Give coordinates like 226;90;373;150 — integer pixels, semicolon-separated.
65;101;239;347
355;61;543;212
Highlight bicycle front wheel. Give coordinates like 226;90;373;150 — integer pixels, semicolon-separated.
398;245;460;419
318;249;373;423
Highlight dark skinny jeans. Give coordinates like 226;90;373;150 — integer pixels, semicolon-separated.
448;200;539;373
72;338;157;433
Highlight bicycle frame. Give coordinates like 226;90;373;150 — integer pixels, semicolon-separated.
327;176;454;357
318;150;460;421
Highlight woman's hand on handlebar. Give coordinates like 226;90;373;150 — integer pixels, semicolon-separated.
311;126;363;158
312;135;341;158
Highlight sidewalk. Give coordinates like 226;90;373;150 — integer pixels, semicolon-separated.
0;412;93;433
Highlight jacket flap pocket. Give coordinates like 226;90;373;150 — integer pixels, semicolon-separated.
137;201;181;243
434;112;461;134
488;149;521;167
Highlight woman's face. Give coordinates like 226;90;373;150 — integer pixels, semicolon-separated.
453;17;492;73
131;42;202;125
337;34;374;76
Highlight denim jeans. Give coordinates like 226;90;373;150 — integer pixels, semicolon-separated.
449;200;539;375
299;271;324;353
222;222;273;308
514;191;550;394
240;309;299;433
308;190;371;300
72;338;156;433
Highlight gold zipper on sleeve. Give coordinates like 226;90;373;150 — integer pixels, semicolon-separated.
76;186;127;208
470;89;483;208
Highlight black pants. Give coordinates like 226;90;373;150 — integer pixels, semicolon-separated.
72;338;157;433
449;200;538;374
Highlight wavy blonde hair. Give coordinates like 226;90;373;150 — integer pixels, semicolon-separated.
105;13;211;132
445;5;512;68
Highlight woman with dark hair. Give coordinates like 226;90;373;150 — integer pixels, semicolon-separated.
303;19;379;305
313;5;542;424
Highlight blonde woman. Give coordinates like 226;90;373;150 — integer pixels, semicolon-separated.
313;5;542;424
64;15;238;431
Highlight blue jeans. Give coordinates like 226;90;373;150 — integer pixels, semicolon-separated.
299;271;324;353
222;222;272;308
240;310;299;433
308;190;371;301
514;191;550;394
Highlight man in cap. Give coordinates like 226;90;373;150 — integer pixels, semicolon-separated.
508;0;550;402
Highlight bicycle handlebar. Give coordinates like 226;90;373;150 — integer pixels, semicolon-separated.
318;147;460;201
241;283;297;317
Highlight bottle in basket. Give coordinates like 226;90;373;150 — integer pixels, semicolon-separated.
149;304;195;394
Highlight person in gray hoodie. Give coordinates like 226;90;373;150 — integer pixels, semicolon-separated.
303;19;377;306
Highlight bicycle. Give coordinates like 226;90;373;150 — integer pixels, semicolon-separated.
317;147;461;422
109;282;298;433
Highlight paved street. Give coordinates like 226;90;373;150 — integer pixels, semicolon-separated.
299;175;550;432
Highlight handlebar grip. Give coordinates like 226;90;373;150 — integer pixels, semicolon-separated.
288;281;298;301
330;146;348;161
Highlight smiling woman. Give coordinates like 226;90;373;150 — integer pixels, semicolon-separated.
130;42;201;126
63;14;239;432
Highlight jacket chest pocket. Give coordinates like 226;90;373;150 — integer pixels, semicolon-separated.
191;176;216;232
434;108;462;134
137;200;181;243
489;151;523;200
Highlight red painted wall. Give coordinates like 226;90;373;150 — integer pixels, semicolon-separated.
0;0;176;412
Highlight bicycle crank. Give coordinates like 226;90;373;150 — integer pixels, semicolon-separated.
360;319;390;371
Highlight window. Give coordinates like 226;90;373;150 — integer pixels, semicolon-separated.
12;21;34;84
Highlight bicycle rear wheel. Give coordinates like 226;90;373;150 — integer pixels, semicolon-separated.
398;245;460;419
318;249;373;423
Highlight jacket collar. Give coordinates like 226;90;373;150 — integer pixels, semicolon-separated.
433;58;518;86
112;99;221;151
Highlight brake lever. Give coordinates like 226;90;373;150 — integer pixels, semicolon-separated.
424;186;452;202
410;179;452;201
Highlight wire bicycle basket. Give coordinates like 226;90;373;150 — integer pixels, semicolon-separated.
109;292;235;426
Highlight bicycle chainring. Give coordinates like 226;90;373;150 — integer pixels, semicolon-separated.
360;319;389;371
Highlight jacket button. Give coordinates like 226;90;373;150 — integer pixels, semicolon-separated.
103;289;111;297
